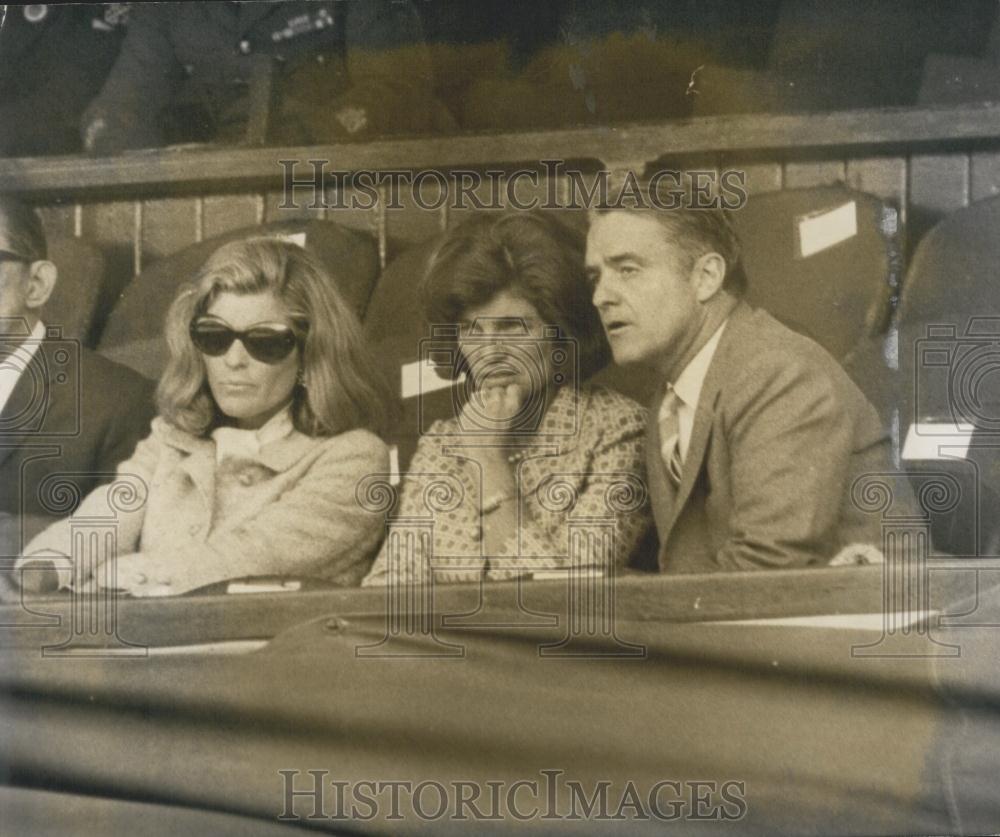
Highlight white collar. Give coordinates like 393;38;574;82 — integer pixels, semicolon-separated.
671;320;727;410
0;319;46;417
1;318;46;351
212;404;295;464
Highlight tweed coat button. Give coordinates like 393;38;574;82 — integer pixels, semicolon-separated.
238;471;255;486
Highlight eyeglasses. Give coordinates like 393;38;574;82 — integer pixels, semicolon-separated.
0;250;30;266
189;317;300;364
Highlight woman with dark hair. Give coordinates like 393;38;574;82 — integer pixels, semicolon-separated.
363;211;651;585
18;237;391;596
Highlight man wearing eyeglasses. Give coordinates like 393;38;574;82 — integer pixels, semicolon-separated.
0;196;155;560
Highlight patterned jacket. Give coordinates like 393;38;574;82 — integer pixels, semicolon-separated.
363;385;651;585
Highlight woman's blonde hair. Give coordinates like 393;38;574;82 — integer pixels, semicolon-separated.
157;237;391;438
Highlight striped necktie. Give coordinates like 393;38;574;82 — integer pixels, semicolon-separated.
659;386;683;487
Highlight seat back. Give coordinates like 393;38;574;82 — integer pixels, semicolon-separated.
896;195;1000;555
363;239;459;471
731;186;898;362
97;220;379;380
41;235;106;345
898;195;1000;429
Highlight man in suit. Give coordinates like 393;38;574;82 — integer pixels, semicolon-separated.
0;196;155;557
585;201;895;572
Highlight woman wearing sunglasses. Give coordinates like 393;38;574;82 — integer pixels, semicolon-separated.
17;237;391;596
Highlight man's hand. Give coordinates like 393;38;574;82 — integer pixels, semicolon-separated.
1;559;65;603
0;571;20;604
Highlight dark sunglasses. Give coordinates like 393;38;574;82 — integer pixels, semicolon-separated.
189;317;300;364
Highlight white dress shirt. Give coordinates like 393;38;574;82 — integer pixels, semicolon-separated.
659;320;727;466
0;319;45;417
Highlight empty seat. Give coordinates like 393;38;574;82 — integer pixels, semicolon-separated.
896;195;1000;555
732;186;899;362
363;238;458;471
97;219;379;380
898;195;1000;428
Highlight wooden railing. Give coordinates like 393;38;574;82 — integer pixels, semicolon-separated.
0;102;997;306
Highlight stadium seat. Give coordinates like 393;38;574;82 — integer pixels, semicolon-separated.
896;195;1000;556
730;185;899;365
97;219;379;380
362;238;454;471
41;235;106;345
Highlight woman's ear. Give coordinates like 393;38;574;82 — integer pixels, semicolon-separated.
23;260;58;310
691;252;727;303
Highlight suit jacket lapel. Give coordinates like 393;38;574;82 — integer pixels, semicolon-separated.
656;303;752;551
0;342;54;471
659;387;720;546
646;387;674;538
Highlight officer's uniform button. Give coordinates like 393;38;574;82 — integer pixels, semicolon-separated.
239;39;251;54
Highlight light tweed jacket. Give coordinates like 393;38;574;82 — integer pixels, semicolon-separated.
363;385;652;585
21;416;389;594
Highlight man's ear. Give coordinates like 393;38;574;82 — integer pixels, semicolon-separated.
691;252;727;303
23;260;57;310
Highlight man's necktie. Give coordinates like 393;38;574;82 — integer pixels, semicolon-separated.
659;386;683;487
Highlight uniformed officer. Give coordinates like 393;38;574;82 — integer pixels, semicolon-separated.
0;3;130;156
81;0;443;153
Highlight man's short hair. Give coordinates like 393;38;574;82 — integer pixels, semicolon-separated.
591;178;747;295
0;195;47;261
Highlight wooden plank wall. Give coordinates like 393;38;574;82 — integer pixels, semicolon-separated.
28;143;1000;344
